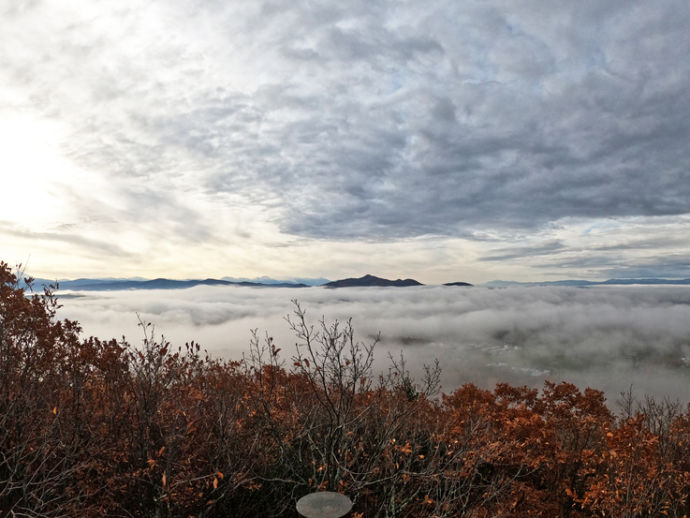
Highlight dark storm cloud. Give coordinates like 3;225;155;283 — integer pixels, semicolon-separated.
3;0;689;245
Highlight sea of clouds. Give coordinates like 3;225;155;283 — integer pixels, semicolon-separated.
56;285;690;406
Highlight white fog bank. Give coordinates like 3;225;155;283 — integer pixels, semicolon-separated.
56;285;690;405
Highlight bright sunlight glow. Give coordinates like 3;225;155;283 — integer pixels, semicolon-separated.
0;115;76;227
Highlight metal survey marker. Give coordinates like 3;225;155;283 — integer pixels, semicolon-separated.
296;491;353;518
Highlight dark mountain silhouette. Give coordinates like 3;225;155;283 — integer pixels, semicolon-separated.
324;274;423;288
24;278;309;291
443;281;473;287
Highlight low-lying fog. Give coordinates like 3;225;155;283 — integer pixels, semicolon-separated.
56;285;690;406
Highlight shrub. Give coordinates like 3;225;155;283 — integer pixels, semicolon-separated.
1;262;688;517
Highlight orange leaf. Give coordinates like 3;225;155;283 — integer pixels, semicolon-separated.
162;472;167;487
213;478;218;489
216;471;224;480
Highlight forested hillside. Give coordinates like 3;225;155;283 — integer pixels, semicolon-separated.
1;262;688;517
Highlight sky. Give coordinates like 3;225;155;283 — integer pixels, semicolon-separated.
57;285;690;404
2;0;690;283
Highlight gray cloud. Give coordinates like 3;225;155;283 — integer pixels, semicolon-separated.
481;240;566;261
526;250;690;279
57;285;690;405
2;1;690;282
601;256;690;279
0;221;133;258
3;1;690;242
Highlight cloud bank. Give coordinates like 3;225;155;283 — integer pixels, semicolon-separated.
57;285;690;405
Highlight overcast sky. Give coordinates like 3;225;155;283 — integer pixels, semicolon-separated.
2;0;690;283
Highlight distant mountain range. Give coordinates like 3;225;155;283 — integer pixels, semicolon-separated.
221;276;330;286
20;274;690;292
24;274;439;291
24;277;311;291
485;278;690;287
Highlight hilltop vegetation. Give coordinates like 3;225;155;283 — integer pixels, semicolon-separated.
1;262;689;517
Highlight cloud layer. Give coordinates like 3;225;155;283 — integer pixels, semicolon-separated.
57;285;690;405
2;1;690;281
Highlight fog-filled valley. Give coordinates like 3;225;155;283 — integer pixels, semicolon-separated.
57;284;690;405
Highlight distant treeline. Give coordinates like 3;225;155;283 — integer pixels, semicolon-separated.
1;262;689;517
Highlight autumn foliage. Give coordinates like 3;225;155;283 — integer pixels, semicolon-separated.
1;262;689;517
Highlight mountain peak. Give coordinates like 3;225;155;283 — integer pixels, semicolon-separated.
324;275;423;288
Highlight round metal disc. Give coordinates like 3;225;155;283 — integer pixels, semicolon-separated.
296;491;353;518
